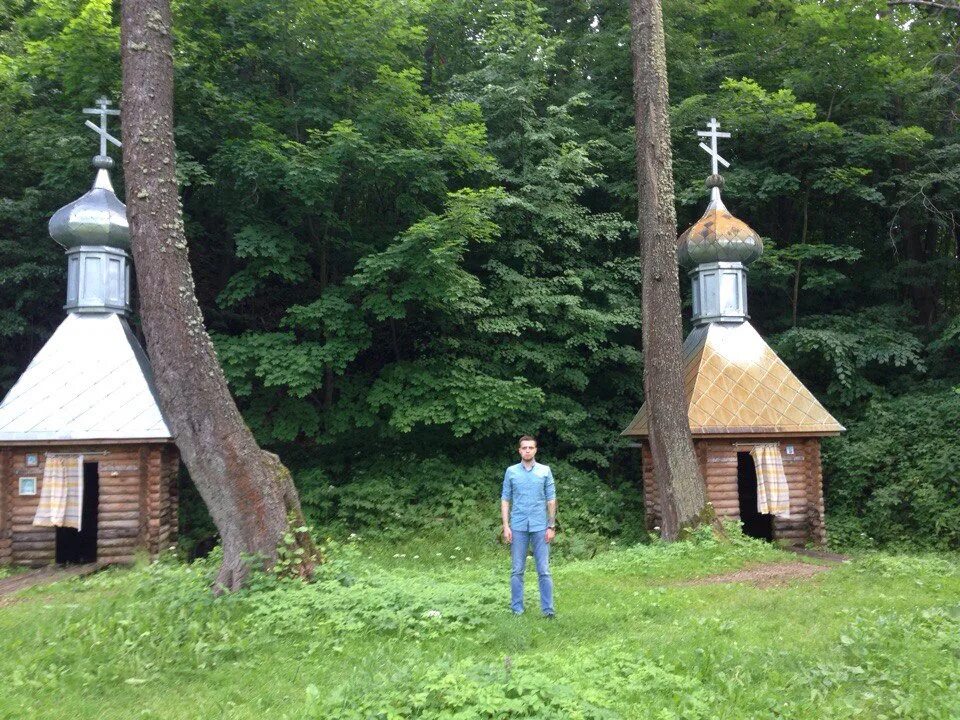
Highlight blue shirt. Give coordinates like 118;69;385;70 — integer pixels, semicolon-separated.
501;461;556;531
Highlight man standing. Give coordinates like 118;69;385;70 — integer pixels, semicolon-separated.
501;435;556;618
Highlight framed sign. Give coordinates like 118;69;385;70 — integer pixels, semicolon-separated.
25;453;38;467
19;477;37;495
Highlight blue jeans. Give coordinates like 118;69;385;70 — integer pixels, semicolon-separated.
510;528;554;615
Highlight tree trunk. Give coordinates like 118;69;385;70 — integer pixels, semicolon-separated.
630;0;709;539
120;0;317;591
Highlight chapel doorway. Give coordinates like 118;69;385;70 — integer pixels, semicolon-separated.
736;452;773;541
55;462;99;563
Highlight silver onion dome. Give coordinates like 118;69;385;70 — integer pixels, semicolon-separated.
49;155;129;250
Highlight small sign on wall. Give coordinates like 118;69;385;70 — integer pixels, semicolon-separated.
785;445;795;455
19;477;37;495
25;453;38;467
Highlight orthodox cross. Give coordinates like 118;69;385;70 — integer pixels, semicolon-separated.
83;96;122;156
696;117;730;175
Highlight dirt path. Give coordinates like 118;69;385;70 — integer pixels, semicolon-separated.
0;564;99;600
679;561;834;588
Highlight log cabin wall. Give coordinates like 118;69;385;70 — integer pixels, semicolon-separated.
0;448;11;563
146;445;180;556
640;437;826;546
640;443;658;532
1;443;179;566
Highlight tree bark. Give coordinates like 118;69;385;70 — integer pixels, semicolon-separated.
629;0;709;539
120;0;317;591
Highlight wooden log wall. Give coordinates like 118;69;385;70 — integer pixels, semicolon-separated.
0;448;11;563
640;443;660;531
6;449;55;564
808;440;827;545
1;443;179;566
157;445;179;552
639;437;827;546
144;445;180;556
98;446;151;565
699;440;741;519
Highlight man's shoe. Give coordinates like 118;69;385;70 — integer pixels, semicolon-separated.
543;613;556;620
512;610;524;616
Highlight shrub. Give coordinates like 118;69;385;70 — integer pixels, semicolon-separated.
823;385;960;550
296;455;646;547
312;648;711;719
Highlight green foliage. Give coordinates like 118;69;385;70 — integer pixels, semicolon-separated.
273;516;314;580
824;386;960;550
774;306;928;405
0;564;27;580
244;541;504;641
2;538;959;719
298;455;646;550
1;0;959;554
317;649;709;719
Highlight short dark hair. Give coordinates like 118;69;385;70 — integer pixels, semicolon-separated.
518;435;537;447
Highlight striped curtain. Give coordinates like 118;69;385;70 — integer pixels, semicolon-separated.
32;454;84;530
750;444;790;518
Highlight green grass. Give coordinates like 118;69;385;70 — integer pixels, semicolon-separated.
0;564;27;581
0;531;958;719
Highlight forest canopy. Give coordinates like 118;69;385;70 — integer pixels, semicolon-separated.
1;0;957;549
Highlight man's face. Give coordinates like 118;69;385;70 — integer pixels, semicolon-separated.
519;441;537;463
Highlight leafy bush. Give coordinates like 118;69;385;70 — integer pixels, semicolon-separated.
823;386;960;550
243;540;502;641
313;648;711;720
297;455;646;549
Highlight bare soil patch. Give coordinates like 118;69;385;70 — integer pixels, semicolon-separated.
680;561;834;588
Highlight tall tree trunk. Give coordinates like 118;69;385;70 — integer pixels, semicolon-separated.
630;0;709;539
120;0;317;591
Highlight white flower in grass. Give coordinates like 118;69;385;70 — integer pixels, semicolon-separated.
425;609;442;619
465;557;472;561
413;555;419;559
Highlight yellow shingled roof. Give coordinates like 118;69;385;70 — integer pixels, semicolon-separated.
622;321;844;437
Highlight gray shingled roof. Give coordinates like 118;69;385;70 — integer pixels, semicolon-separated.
0;313;172;442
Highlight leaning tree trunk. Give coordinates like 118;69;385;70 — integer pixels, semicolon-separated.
630;0;710;539
120;0;317;591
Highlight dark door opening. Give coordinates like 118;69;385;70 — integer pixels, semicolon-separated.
736;452;773;541
55;462;98;564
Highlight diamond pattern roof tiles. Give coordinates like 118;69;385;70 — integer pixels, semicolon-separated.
622;321;844;437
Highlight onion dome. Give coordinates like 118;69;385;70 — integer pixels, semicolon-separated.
49;155;129;250
677;174;762;268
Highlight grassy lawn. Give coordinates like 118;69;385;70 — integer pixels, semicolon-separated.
0;532;958;719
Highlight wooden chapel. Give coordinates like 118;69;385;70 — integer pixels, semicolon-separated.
0;98;179;567
622;119;844;546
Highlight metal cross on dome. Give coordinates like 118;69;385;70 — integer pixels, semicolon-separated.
83;96;122;156
697;117;730;175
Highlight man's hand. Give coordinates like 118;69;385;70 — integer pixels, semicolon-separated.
545;528;555;544
503;525;513;543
